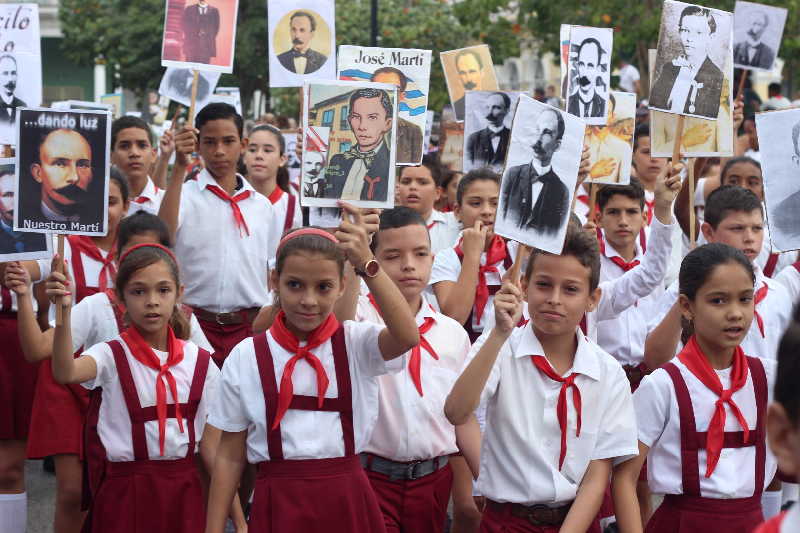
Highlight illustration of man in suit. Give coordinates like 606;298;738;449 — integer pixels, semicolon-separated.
277;11;328;75
502;108;569;235
0;166;47;254
182;0;220;64
567;38;606;119
466;92;511;172
167;68;211;102
734;10;775;70
770;120;800;244
303;151;326;198
452;49;486;121
0;54;26;128
370;67;422;165
650;5;724;119
323;88;393;202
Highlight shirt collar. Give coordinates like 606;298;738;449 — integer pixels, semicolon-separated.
414;293;437;327
600;230;643;260
197;168;252;194
0;93;12;106
426;210;446;226
531;159;551;176
487;124;505;134
136;177;158;202
514;325;601;381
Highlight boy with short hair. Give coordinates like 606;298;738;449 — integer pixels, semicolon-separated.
110;116;164;216
395;155;459;254
159;103;282;365
445;222;639;532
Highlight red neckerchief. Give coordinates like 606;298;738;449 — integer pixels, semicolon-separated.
678;336;750;477
577;194;589;206
120;325;186;457
68;235;116;292
268;310;340;429
754;283;768;338
367;294;439;396
530;354;582;470
454;234;507;325
133;196;149;204
206;184;252;237
645;199;654;225
267;186;284;204
595;228;643;271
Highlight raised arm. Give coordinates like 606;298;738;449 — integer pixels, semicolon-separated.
158;125;195;243
151;129;175;190
434;221;486;325
6;261;54;363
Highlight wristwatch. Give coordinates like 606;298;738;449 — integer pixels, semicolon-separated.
354;258;380;278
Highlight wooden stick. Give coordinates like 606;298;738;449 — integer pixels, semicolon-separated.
507;244;531;287
672;115;685;165
736;72;747;99
187;70;200;127
688;157;696;249
589;182;598;223
55;234;65;326
170;107;181;130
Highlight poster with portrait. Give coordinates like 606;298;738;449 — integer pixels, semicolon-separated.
650;1;733;120
648;49;733;157
754;108;800;252
0;158;51;260
161;0;238;73
440;45;499;122
99;93;124;119
0;4;42;146
583;91;635;185
214;86;242;114
494;95;584;254
337;45;432;166
301;80;398;209
733;2;786;72
268;0;336;88
423;110;435;154
158;67;222;109
462;90;522;174
14;109;111;237
566;26;613;126
559;24;571;103
440;121;464;171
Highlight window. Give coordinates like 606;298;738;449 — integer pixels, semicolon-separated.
340;105;349;130
321;109;334;127
339;141;352;153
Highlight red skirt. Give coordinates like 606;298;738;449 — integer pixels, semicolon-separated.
248;456;387;533
0;313;39;440
196;318;253;367
480;503;601;533
83;456;205;533
645;494;763;533
27;359;89;458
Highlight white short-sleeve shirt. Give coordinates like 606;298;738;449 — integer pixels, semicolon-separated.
81;337;220;461
267;187;302;232
634;356;777;498
126;177;165;217
473;325;638;505
426;210;461;255
208;320;401;463
357;294;471;461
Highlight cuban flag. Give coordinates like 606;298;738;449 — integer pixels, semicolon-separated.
339;68;428;117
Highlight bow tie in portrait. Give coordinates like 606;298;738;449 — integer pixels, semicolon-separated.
291;50;309;59
343;147;377;167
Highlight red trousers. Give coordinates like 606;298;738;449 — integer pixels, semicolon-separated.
366;463;453;533
480;502;601;533
196;317;253;367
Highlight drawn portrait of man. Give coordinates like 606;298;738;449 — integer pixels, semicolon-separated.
769;119;800;244
167;68;212;101
0;54;25;128
567;38;606;119
277;11;328;75
585;93;633;183
0;166;47;255
303;150;326;198
466;92;511;171
501;108;569;234
182;0;220;64
370;67;422;164
650;5;725;119
733;9;774;70
323;88;393;202
452;49;486;121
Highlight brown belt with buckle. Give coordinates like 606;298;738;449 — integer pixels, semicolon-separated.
486;499;572;527
192;306;260;326
622;363;650;390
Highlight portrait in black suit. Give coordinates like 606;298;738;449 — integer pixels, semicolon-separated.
733;9;776;70
0;54;26;128
650;5;726;119
566;38;607;121
370;67;423;164
321;88;394;203
182;1;220;64
0;166;48;257
769;119;800;248
276;11;328;75
501;108;569;235
450;49;486;121
465;92;512;172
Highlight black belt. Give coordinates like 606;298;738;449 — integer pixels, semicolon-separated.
486;499;572;527
359;453;448;481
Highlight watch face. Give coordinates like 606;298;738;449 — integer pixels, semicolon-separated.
365;259;380;277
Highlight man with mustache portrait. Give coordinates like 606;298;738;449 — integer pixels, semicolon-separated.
0;54;26;129
302;150;326;198
465;91;511;172
567;38;607;119
0;166;47;254
501;107;570;235
452;49;486;121
733;10;774;70
277;10;328;75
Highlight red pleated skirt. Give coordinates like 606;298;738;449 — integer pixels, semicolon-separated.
27;359;89;458
645;494;763;533
0;313;39;440
248;455;387;533
82;456;205;533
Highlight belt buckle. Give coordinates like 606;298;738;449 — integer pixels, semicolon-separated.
525;504;555;527
215;311;235;325
404;460;424;481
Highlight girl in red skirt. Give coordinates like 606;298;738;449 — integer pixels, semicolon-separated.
614;243;777;533
48;242;220;533
205;203;420;533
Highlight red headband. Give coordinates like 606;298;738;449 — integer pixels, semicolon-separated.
276;228;339;256
118;243;177;266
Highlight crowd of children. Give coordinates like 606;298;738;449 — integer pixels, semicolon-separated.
0;101;798;533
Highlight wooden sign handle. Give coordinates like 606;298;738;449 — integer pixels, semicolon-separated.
737;72;747;99
688;158;696;249
187;70;200;127
672;115;685;165
55;234;65;326
589;182;598;224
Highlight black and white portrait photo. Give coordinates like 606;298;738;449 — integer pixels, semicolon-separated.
14;109;110;237
0;159;51;260
754;108;800;252
650;1;733;120
462;90;521;174
440;45;499;122
494;96;584;254
566;26;613;126
733;1;787;72
158;67;221;109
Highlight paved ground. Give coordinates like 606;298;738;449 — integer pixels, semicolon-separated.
25;460;56;533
